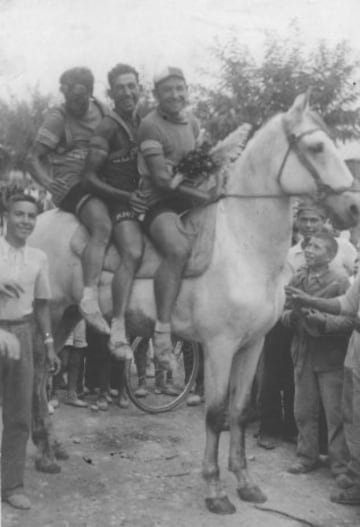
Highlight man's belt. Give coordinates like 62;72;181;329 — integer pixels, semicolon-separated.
0;314;34;327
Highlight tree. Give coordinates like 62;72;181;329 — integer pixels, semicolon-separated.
0;88;53;174
193;28;360;142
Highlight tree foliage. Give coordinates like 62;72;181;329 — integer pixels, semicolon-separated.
193;29;360;142
1;28;360;175
0;88;52;176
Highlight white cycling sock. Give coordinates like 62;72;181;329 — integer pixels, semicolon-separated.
155;321;171;334
82;286;97;301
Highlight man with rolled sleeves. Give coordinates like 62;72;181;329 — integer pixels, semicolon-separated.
0;194;59;510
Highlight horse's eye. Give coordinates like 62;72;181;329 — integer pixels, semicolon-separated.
308;143;324;154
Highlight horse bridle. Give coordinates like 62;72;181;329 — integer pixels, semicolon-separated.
276;117;341;200
209;117;346;203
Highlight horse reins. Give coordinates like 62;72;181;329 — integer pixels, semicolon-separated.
204;117;351;205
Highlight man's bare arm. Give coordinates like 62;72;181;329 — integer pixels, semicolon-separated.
285;286;341;314
34;299;60;374
83;146;132;202
144;154;214;202
27;143;54;190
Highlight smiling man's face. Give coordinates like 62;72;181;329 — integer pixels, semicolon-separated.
6;200;38;244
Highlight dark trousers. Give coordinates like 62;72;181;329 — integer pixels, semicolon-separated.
85;327;126;393
294;358;349;474
0;318;34;497
32;328;54;456
259;322;297;437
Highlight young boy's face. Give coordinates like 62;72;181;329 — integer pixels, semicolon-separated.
304;237;332;268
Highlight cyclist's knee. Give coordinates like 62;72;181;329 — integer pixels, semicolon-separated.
166;238;191;265
90;218;112;245
80;201;112;244
121;245;143;269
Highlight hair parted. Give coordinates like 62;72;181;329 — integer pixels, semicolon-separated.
6;193;39;213
59;67;95;93
107;63;139;89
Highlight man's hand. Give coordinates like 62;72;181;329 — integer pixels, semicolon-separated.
287;308;303;327
46;345;61;375
285;286;313;307
205;185;224;204
303;310;326;331
0;279;24;299
0;329;20;360
169;172;184;190
129;191;148;215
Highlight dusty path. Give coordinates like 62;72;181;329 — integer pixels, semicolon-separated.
2;399;360;527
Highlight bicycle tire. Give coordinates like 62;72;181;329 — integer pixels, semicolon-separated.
125;337;200;414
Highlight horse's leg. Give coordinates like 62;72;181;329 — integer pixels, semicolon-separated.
202;337;237;515
228;338;267;503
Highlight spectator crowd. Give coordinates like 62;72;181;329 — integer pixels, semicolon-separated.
1;62;360;513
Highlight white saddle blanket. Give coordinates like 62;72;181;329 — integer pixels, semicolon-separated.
70;205;216;278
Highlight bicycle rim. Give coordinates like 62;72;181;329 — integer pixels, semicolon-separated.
125;338;200;414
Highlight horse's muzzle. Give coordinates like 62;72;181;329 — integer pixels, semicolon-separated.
323;191;360;230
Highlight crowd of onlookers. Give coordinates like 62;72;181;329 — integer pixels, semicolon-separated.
257;199;360;506
1;59;360;514
2;171;360;513
6;191;358;509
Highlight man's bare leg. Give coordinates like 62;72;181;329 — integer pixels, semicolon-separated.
109;220;144;360
149;212;191;370
78;198;112;334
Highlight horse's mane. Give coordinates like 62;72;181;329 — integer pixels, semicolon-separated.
208;123;255;191
210;123;254;167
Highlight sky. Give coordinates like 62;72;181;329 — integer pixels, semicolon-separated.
1;0;360;101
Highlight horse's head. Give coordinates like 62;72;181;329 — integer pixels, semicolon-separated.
278;92;360;229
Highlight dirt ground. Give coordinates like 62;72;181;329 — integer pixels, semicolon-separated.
2;397;360;527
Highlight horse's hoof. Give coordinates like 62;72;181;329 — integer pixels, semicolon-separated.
205;496;236;514
237;485;267;503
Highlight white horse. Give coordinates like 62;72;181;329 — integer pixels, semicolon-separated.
29;93;359;514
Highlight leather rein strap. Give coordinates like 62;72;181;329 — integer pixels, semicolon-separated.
277;118;337;200
211;117;342;202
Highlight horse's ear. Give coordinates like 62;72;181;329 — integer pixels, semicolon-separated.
284;91;311;128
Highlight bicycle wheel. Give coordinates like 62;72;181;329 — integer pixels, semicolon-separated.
125;337;200;413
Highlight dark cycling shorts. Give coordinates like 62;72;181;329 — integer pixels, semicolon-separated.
59;182;138;224
142;197;192;234
59;182;93;216
106;200;138;224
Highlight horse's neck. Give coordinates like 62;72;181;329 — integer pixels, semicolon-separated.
219;116;293;274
